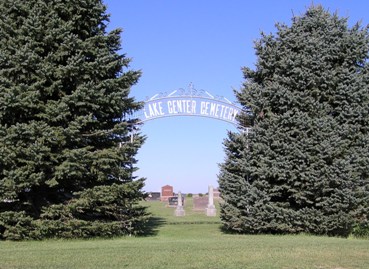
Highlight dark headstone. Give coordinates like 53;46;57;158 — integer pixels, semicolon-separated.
168;196;185;207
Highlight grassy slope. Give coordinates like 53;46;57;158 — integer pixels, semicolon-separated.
0;198;369;269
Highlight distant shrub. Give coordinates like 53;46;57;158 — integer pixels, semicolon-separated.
352;222;369;239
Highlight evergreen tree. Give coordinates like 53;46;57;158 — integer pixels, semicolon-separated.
0;0;147;240
219;6;369;236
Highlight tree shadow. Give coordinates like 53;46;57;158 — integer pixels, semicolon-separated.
139;216;167;237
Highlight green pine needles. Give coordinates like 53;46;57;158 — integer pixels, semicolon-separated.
219;6;369;237
0;0;148;240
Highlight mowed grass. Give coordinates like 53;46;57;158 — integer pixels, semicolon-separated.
1;198;369;269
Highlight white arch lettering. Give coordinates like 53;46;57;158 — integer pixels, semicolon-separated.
136;86;246;127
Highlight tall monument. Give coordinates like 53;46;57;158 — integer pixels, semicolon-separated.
174;192;185;216
206;185;217;216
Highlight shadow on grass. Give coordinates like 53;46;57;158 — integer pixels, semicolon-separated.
139;216;167;237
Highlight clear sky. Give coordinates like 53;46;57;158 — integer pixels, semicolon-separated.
104;0;369;194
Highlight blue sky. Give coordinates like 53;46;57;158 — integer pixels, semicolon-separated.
104;0;369;194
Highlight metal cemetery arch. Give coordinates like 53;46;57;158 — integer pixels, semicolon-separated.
126;84;251;191
135;84;245;127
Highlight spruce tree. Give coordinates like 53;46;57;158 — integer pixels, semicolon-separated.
219;6;369;236
0;0;147;239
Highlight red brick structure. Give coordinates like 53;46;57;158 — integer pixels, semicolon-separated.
161;185;174;201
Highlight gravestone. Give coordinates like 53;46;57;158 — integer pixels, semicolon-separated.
168;196;185;207
213;188;220;199
174;192;185;216
161;185;173;201
206;185;217;216
193;196;208;211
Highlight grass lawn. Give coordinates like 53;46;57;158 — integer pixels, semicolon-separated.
1;198;369;269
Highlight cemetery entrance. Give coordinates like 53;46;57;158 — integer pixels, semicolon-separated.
132;84;247;209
